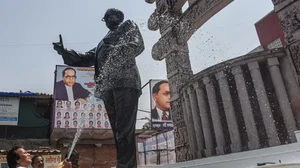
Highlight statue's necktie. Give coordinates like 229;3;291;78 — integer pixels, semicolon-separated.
162;111;168;120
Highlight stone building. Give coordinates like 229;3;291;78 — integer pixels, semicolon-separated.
145;0;300;163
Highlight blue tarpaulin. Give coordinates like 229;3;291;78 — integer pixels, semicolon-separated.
0;92;37;97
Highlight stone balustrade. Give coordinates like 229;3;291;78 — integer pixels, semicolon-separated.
179;48;299;158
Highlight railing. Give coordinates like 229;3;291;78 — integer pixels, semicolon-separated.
179;48;300;158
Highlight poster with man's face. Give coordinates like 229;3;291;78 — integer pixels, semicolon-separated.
53;65;111;129
150;79;173;129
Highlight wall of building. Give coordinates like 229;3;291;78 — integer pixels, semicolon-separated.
255;11;286;50
58;144;117;168
139;131;300;168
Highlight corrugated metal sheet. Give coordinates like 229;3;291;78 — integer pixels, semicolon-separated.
0;149;61;153
0;92;52;99
0;92;37;97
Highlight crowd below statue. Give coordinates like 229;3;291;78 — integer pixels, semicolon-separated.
6;145;72;168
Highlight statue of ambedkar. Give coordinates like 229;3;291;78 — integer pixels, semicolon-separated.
53;8;145;168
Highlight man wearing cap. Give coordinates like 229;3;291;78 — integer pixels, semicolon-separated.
52;8;144;168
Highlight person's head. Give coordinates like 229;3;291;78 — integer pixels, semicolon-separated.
96;113;101;118
62;67;76;86
104;113;108;119
56;120;61;128
89;121;93;128
152;81;170;111
56;100;62;107
105;121;109;128
98;104;102;111
83;104;87;110
65;120;70;127
75;101;80;109
65;112;70;117
7;145;31;168
73;121;78;127
97;121;101;127
31;154;44;168
73;112;78;118
90;104;95;110
66;101;71;108
102;8;124;30
57;112;61;118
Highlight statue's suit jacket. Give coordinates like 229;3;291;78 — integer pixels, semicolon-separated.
60;20;145;99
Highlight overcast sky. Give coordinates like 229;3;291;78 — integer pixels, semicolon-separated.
0;0;274;128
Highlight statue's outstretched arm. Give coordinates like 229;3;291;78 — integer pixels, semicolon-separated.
62;48;96;67
53;34;96;67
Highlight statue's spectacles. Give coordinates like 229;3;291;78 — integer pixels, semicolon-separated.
64;75;76;80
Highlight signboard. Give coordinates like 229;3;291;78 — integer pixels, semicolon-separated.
138;142;145;165
42;155;61;168
150;80;173;129
168;151;176;164
0;97;20;126
145;138;153;165
138;130;175;165
167;130;175;150
0;155;8;168
53;65;110;129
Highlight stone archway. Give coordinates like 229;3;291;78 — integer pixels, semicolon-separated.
145;0;300;162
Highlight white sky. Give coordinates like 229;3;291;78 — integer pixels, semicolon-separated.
0;0;274;128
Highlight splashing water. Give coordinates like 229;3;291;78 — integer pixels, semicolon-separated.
67;95;93;159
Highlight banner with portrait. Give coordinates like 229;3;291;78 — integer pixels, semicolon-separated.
42;155;61;168
53;65;111;129
0;155;8;168
149;79;173;129
0;97;20;126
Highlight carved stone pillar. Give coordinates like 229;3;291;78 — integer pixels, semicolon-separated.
146;0;234;162
182;91;198;158
215;71;241;152
248;61;281;146
166;48;193;161
193;82;214;156
232;66;260;150
203;76;225;155
267;57;297;142
146;1;194;161
272;0;300;132
187;86;205;158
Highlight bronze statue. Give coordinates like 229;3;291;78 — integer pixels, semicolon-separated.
53;8;144;168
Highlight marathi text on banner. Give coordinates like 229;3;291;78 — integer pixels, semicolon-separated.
0;97;20;126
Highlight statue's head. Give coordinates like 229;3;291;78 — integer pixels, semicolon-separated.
102;8;124;30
